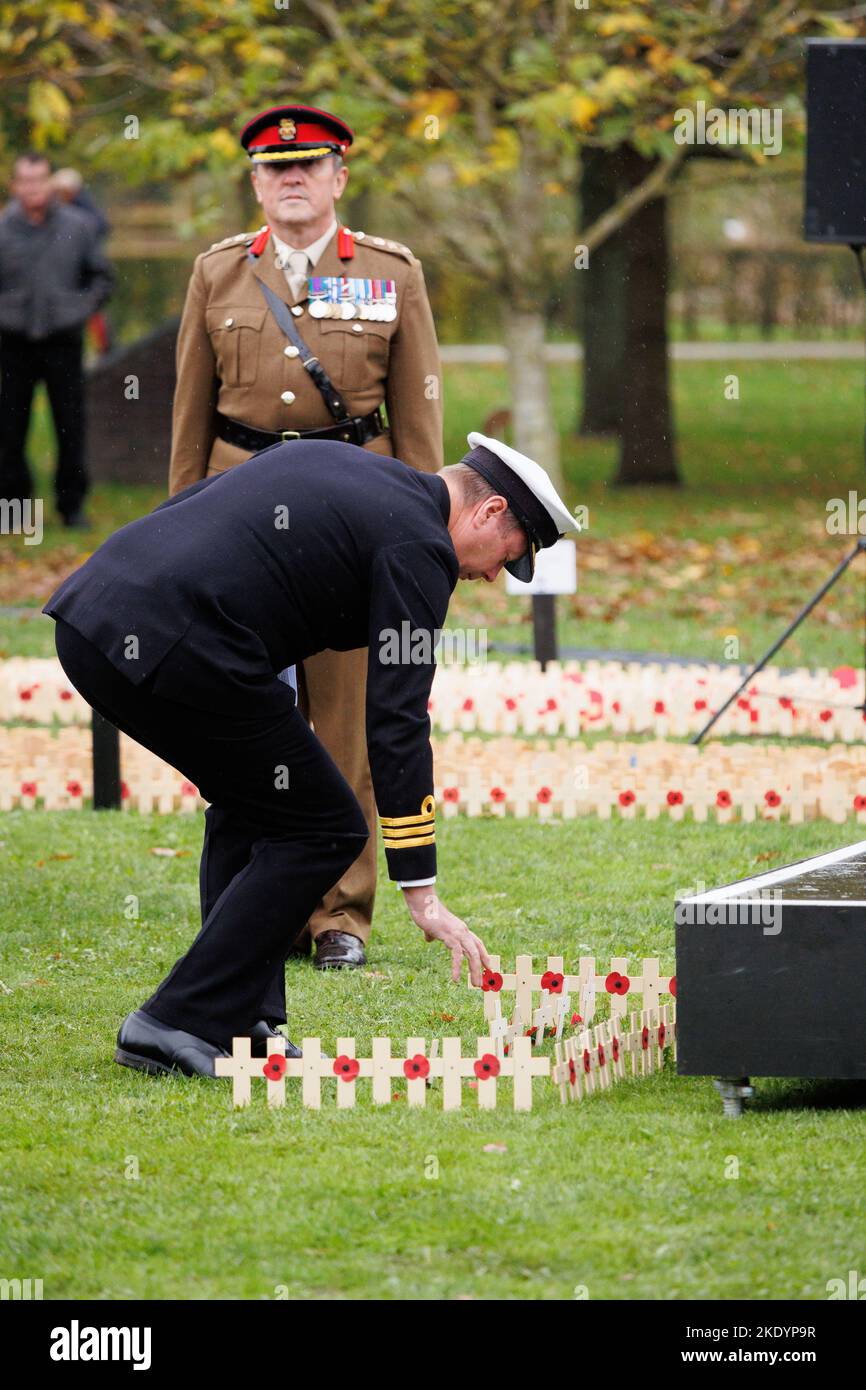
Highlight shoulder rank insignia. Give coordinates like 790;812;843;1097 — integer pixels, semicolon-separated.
351;230;415;263
206;226;267;255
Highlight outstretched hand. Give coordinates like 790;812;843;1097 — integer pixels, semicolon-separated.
401;887;491;986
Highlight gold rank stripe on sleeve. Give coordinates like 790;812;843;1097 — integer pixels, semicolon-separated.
382;832;435;850
380;795;435;849
382;824;436;841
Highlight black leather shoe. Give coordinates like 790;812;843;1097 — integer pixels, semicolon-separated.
314;930;367;970
115;1009;229;1078
249;1020;302;1058
62;510;91;530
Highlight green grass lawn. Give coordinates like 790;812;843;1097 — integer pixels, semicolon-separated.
4;356;866;670
1;810;863;1301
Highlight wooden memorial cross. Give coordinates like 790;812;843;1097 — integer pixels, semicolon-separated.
531;985;571;1047
479;954;570;1029
553;1005;674;1105
215;1035;549;1110
487;995;509;1055
553;1038;583;1103
478;954;673;1027
214;1035;303;1108
531;992;556;1047
439;1035;549;1111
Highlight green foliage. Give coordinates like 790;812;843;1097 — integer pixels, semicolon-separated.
0;0;832;202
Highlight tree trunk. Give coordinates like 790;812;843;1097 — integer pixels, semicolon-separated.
614;150;680;486
505;309;563;493
500;132;563;493
578;148;626;436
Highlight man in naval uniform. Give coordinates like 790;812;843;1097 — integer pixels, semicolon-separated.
170;104;443;976
43;435;579;1077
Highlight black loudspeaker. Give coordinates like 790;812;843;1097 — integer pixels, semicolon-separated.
805;38;866;244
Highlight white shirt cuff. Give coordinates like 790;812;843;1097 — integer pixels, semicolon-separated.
396;877;436;888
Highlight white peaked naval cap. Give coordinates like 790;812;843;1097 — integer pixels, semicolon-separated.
464;431;580;581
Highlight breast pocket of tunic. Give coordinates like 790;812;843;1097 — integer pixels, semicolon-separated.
206;306;268;387
316;318;391;392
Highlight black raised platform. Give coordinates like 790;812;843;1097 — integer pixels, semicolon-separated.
676;840;866;1107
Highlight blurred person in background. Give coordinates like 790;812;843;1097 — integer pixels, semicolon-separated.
52;167;110;242
0;152;113;529
53;167;113;356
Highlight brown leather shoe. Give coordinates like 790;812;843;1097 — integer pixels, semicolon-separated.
313;930;367;970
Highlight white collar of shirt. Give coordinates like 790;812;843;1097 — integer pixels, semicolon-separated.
271;218;338;269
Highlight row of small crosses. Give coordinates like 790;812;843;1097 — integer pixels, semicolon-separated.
476;955;676;1038
552;1005;677;1103
214;1009;676;1111
214;1034;550;1111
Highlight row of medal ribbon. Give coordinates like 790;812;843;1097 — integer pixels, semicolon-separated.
307;276;398;321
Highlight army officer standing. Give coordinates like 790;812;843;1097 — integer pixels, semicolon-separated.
169;104;443;981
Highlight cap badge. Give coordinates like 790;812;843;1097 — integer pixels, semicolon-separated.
278;118;297;141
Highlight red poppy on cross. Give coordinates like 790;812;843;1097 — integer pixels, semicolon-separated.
263;1054;287;1081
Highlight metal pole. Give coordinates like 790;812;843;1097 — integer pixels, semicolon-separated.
691;538;866;744
531;594;558;669
91;710;121;809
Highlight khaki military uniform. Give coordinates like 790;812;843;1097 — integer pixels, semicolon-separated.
169;223;443;945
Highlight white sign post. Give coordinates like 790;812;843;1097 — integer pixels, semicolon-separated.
504;538;578;598
505;539;577;667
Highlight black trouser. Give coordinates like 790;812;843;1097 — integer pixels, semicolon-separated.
0;328;87;521
52;620;369;1048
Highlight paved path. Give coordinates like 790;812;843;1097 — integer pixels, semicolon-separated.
440;340;865;364
486;641;800;673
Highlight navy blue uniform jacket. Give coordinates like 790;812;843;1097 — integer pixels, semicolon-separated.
43;441;459;880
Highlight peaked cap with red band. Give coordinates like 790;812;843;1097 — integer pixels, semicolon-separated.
240;104;353;164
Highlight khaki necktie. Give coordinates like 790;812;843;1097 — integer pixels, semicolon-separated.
286;250;309;300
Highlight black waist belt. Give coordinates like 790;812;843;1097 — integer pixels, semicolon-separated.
216;407;386;454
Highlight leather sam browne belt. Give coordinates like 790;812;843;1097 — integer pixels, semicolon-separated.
222;255;387;453
216;406;386;453
218;261;388;453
